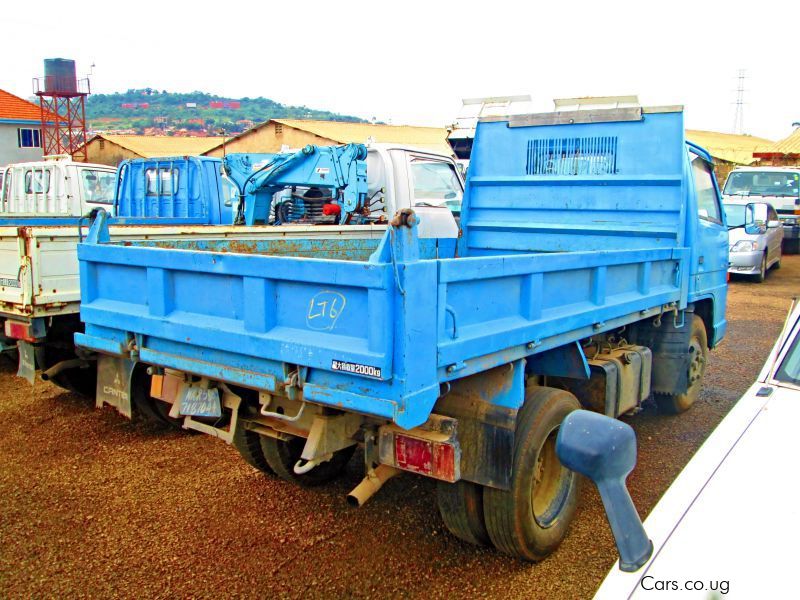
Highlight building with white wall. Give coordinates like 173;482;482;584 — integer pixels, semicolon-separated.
0;89;45;166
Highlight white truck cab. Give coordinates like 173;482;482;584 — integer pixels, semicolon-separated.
0;156;117;217
365;143;462;237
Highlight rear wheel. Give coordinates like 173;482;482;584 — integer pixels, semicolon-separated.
482;386;581;561
655;315;708;414
232;422;275;474
437;480;491;546
40;346;96;397
38;316;96;397
260;434;355;487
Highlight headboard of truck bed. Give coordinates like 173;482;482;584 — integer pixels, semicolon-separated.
459;107;690;256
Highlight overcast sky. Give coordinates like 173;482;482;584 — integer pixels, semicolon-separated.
3;0;798;141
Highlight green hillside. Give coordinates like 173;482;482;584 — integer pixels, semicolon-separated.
86;89;367;135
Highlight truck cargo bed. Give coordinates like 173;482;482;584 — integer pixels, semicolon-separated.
77;222;686;429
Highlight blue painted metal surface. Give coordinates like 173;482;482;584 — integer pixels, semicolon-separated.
222;145;368;225
76;108;728;430
113;155;232;224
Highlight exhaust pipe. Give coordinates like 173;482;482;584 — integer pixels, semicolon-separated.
41;358;89;381
347;465;400;507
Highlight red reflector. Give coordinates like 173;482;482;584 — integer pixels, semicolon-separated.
395;434;432;476
394;434;457;482
433;442;456;482
4;320;35;342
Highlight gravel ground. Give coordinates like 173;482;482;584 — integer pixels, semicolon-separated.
1;256;798;599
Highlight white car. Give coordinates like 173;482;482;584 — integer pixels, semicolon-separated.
592;299;800;598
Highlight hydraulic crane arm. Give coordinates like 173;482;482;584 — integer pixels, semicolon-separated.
222;144;368;225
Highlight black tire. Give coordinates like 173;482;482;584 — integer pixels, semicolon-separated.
754;252;767;283
437;480;491;546
260;434;355;487
40;348;96;397
482;386;581;561
655;315;708;415
38;316;96;397
232;422;275;474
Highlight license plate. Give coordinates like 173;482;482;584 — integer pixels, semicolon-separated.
179;386;222;418
16;340;36;384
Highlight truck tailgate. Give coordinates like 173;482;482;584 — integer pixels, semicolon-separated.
77;233;398;398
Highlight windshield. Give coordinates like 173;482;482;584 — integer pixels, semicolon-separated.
81;170;116;204
723;171;800;198
775;318;800;386
410;160;463;214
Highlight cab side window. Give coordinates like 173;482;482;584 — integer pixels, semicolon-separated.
690;154;721;223
24;169;51;194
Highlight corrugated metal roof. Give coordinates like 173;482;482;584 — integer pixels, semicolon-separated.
93;134;228;157
685;130;773;165
0;88;44;122
206;119;453;155
754;128;800;156
274;119;450;151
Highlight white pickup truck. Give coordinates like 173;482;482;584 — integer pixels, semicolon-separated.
0;144;463;399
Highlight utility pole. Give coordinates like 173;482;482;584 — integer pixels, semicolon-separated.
733;69;746;135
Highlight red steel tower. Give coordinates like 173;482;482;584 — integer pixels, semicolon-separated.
33;58;90;162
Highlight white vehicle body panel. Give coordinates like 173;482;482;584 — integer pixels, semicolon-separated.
366;144;461;238
595;304;800;599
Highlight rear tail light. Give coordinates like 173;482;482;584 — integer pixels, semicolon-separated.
4;320;38;342
378;417;460;482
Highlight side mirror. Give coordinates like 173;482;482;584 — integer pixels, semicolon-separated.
556;410;653;572
745;202;769;234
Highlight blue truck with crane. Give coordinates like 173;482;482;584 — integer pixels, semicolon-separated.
74;105;728;561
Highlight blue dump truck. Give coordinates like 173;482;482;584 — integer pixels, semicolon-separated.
75;106;728;561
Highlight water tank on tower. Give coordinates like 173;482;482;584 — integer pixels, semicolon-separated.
44;58;78;95
34;58;89;161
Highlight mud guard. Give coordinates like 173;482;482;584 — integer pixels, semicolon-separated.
95;354;136;418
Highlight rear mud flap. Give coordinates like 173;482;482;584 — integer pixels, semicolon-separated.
96;355;135;418
16;341;36;384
